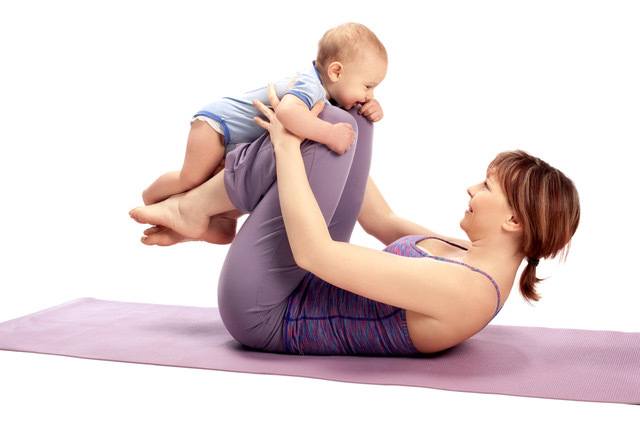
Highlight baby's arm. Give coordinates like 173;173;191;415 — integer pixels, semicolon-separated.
275;95;355;155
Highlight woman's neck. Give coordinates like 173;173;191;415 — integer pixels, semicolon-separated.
462;238;523;286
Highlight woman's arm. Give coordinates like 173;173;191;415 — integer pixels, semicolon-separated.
271;138;482;320
370;213;472;249
359;176;472;249
251;87;494;326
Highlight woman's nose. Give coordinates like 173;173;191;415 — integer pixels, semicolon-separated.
468;181;483;195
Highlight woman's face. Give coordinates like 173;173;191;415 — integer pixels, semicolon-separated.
460;169;516;239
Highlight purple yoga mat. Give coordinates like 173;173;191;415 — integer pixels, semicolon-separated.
0;297;638;404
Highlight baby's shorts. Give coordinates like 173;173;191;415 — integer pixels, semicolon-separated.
191;115;224;135
190;115;240;155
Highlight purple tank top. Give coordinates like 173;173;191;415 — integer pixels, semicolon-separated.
282;234;502;356
390;235;503;318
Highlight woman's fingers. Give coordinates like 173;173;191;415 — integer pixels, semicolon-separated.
267;83;280;109
252;99;272;119
252;84;280;124
253;116;269;129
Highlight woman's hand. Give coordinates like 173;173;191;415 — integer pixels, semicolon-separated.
252;83;325;149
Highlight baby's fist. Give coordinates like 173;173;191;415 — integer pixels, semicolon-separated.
326;122;356;155
358;99;383;122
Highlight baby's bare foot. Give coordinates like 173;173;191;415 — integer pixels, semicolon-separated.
129;193;209;239
141;211;240;246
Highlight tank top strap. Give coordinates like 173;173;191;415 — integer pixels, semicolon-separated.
410;235;503;318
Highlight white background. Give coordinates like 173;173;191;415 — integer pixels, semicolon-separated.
1;0;639;422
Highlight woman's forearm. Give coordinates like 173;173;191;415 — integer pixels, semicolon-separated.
273;142;332;265
393;214;472;249
373;213;471;250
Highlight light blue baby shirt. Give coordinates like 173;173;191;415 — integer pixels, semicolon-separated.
193;60;329;152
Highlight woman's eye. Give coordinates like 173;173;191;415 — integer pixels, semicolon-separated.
484;181;490;190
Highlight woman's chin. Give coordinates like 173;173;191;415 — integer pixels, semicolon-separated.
459;214;468;228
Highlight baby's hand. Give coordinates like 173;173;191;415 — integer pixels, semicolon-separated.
326;122;356;155
358;99;383;122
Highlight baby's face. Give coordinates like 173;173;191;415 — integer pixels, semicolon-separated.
329;53;387;110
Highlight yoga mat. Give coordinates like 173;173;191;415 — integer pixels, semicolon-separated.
0;297;638;404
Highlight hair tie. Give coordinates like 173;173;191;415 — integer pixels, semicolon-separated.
527;257;540;267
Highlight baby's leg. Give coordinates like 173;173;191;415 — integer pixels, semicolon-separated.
130;163;238;238
142;119;225;205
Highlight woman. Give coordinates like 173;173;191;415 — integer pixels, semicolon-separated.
130;85;580;355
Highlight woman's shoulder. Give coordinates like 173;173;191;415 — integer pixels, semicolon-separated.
415;237;505;320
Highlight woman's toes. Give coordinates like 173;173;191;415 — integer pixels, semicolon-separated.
144;225;164;236
141;227;188;246
141;232;167;246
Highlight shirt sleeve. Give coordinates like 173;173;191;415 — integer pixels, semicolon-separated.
284;72;326;110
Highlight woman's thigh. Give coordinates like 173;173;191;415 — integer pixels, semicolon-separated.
217;105;373;352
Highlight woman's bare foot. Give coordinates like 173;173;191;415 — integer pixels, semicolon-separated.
129;192;210;239
140;210;241;246
141;225;193;246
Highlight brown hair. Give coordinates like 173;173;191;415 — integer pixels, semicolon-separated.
487;150;581;305
316;22;387;72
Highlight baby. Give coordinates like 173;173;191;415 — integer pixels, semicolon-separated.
133;22;387;245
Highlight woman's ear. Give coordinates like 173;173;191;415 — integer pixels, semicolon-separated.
502;215;523;234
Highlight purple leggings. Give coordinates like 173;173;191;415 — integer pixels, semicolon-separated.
217;104;419;355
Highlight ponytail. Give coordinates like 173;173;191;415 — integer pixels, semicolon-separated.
519;259;545;305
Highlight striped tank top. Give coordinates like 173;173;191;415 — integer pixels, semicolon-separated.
282;234;502;356
390;235;503;318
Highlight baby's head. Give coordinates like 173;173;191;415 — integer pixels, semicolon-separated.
315;23;388;110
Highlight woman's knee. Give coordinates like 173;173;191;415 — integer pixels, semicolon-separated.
350;108;373;136
319;104;359;135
